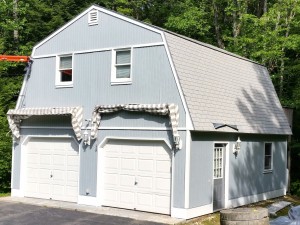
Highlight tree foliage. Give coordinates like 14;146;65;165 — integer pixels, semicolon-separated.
0;0;300;192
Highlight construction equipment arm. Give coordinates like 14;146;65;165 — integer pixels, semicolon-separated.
0;55;30;62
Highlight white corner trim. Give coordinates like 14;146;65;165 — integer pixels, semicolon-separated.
225;143;230;208
184;131;191;208
78;195;100;206
161;32;194;130
227;188;286;208
11;189;24;197
32;5;163;56
98;136;172;149
11;140;16;189
171;204;213;219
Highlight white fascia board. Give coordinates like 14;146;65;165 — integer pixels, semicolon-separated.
161;32;194;130
32;5;163;57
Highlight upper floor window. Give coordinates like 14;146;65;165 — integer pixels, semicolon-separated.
111;48;132;84
56;55;73;87
264;143;273;172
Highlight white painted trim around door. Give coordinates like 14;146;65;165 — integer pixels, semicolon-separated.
20;135;80;203
97;137;174;214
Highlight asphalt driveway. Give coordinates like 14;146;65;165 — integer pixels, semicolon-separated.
0;201;167;225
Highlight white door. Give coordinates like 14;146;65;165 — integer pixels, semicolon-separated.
25;137;79;202
102;140;171;214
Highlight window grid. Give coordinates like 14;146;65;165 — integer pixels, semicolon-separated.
264;143;272;171
213;147;223;179
56;55;73;87
111;48;132;84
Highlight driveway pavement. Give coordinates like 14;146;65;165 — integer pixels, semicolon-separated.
0;201;167;225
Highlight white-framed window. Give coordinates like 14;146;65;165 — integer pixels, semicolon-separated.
111;48;132;84
264;143;273;172
88;10;98;25
213;145;224;179
56;54;73;87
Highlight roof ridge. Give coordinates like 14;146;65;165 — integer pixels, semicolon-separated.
92;4;263;66
162;29;263;66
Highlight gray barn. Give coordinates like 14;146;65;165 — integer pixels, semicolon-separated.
7;5;292;219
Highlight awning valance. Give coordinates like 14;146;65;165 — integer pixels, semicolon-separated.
7;107;83;140
91;103;181;149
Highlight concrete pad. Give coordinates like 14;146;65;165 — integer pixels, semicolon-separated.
0;197;184;224
268;201;291;216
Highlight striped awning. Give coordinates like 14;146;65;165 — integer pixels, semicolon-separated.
91;103;181;149
7;107;83;140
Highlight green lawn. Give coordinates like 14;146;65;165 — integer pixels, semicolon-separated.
0;193;10;197
182;195;300;225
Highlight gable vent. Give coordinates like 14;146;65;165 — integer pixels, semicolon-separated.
88;10;98;25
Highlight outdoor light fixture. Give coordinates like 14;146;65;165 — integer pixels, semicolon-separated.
83;129;90;145
233;136;242;155
83;119;91;146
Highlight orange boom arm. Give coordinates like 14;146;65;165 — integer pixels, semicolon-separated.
0;55;30;62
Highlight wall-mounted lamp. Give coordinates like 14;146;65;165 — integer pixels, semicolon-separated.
83;119;91;146
233;136;242;155
83;129;90;145
174;134;183;150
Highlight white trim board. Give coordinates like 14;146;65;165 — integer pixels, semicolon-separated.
33;42;164;59
78;195;99;206
184;131;191;208
11;189;24;197
98;136;172;149
171;204;213;219
161;32;194;130
227;188;286;208
20;126;188;131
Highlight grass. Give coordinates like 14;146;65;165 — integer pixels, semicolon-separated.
182;195;300;225
0;193;10;197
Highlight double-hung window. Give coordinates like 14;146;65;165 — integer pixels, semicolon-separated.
264;143;273;172
56;55;73;87
111;48;132;84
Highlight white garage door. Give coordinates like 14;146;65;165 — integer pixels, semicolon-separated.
25;137;79;202
102;139;171;214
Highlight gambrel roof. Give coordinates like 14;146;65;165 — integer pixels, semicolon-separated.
32;5;292;135
164;32;292;135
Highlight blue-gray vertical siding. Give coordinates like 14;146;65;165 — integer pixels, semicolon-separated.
229;135;287;200
34;10;162;56
11;141;21;189
24;46;185;127
189;132;287;208
14;7;188;208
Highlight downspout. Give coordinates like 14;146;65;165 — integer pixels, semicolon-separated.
15;58;33;109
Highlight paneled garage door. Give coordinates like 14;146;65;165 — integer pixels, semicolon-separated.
25;137;79;202
102;139;172;214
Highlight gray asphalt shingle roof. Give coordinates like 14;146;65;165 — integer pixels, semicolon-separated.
164;31;292;135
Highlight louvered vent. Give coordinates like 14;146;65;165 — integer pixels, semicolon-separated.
88;10;98;25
